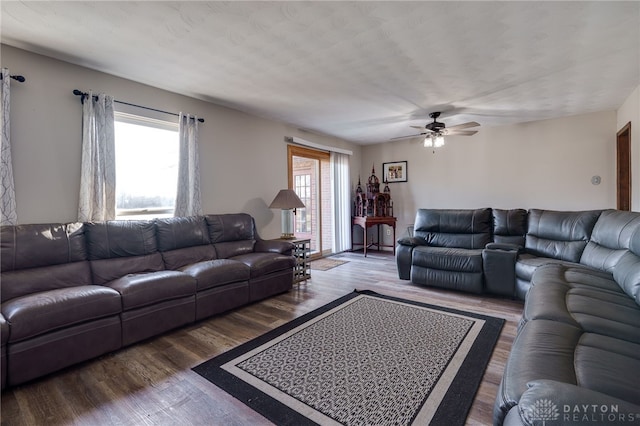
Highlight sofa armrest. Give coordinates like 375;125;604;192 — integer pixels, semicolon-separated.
505;380;640;426
483;245;519;297
254;239;294;255
396;237;430;280
397;236;427;247
485;242;522;252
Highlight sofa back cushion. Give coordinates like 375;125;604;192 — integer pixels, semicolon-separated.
214;240;256;259
413;208;492;249
580;210;640;304
162;246;217;270
155;216;216;269
1;223;86;271
85;220;163;284
614;234;640;305
492;208;528;246
85;220;158;259
1;262;93;303
155;216;210;251
205;213;256;243
525;209;601;262
580;210;640;273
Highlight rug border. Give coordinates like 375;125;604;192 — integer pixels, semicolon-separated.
192;289;505;426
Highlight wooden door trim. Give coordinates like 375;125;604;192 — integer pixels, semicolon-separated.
616;122;631;211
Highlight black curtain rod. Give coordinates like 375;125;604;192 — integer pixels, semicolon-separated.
0;74;26;83
72;89;204;123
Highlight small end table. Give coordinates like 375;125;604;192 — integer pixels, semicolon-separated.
274;238;311;284
351;216;397;257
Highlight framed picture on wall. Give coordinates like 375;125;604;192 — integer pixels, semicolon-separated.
382;161;408;183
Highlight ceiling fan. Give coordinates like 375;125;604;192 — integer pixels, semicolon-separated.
391;112;480;147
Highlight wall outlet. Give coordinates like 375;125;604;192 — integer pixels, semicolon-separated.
386;229;391;236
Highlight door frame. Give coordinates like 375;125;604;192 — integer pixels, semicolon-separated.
287;144;331;257
617;122;632;211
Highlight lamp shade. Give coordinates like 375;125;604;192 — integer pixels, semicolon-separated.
269;189;305;209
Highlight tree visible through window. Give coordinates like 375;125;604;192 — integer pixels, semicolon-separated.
114;113;179;219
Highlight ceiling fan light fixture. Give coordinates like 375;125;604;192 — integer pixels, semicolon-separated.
423;136;433;148
434;134;445;147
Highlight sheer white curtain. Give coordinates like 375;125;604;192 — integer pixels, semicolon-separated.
174;113;202;217
77;92;116;221
331;151;351;253
1;68;17;225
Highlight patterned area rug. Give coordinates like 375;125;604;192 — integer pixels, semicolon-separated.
193;290;504;426
310;258;349;271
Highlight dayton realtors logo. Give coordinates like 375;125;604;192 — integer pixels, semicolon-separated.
529;399;560;425
529;399;640;425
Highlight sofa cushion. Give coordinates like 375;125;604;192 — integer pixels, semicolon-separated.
1;286;122;342
515;253;574;283
104;271;196;310
214;240;255;259
500;319;640;417
492;208;528;246
524;209;601;262
181;259;250;290
90;253;165;285
161;245;217;270
525;265;640;344
0;314;8;345
1;261;93;303
85;220;157;260
412;246;484;273
413;208;492;249
580;209;640;273
206;213;255;243
1;222;86;271
230;252;296;278
155;216;210;251
613;250;640;306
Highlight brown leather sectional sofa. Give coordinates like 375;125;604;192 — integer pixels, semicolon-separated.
0;213;296;390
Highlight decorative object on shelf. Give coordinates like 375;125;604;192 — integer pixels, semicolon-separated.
383;161;407;183
354;165;393;218
269;189;305;239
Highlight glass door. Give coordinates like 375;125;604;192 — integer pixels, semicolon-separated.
288;145;332;257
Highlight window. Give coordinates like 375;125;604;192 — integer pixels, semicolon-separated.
114;112;179;219
294;174;312;233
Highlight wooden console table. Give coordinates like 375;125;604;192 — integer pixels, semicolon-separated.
351;216;397;257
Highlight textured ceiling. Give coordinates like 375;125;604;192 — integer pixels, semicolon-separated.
1;1;639;144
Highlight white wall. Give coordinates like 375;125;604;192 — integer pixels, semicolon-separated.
361;111;618;244
4;44;633;246
2;45;361;238
617;85;640;211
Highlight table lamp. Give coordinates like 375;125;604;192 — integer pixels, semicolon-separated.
269;189;305;239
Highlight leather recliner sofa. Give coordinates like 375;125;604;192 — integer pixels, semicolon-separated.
396;207;640;425
0;213;295;389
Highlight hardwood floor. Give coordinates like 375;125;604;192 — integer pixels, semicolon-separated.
0;251;523;426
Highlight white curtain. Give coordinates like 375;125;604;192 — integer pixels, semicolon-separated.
77;92;116;221
1;68;18;225
174;113;202;217
331;151;351;253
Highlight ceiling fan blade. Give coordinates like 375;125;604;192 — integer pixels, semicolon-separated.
446;121;480;130
443;129;478;136
410;125;435;133
390;132;427;141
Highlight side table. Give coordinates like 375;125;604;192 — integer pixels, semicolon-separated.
275;238;311;284
351;216;397;257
